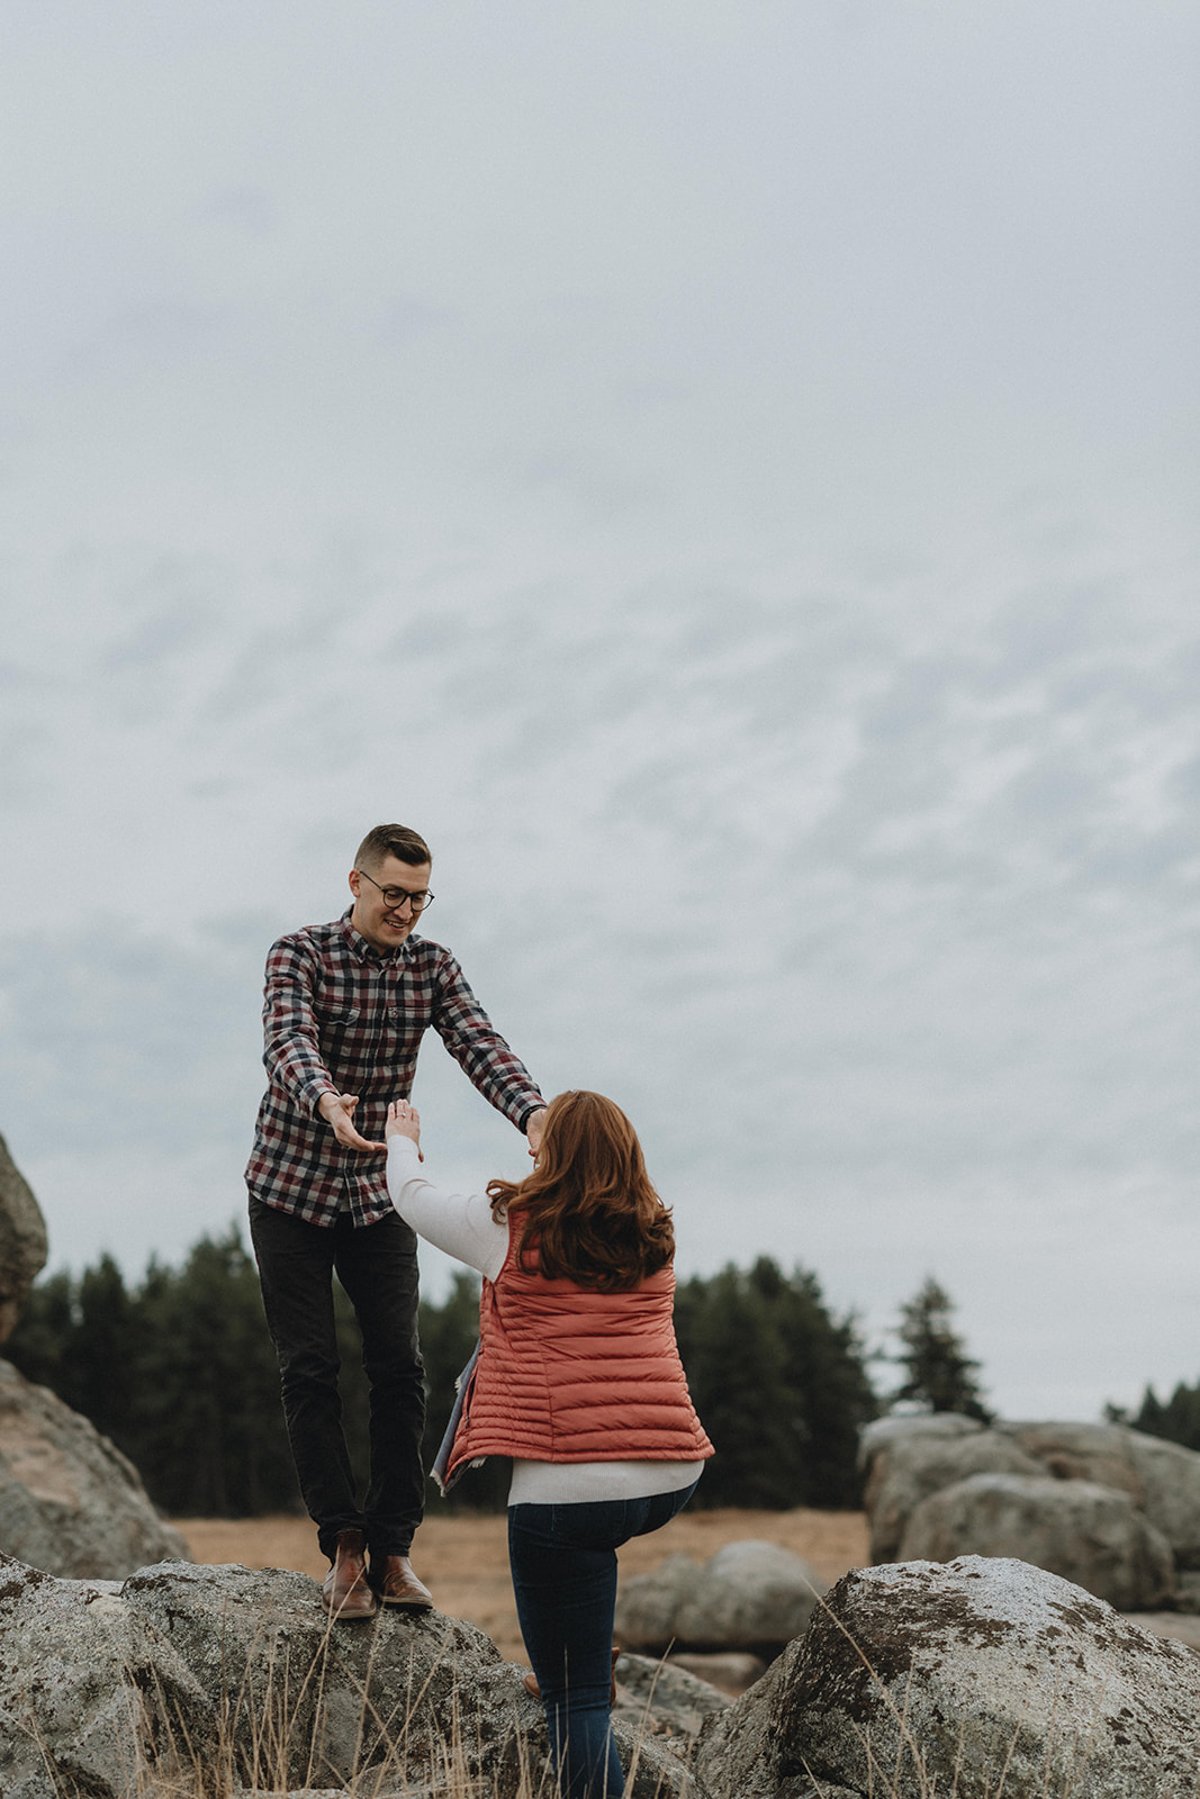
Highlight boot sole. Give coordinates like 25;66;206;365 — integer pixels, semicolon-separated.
322;1583;378;1621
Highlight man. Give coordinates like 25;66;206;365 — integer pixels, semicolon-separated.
246;824;546;1620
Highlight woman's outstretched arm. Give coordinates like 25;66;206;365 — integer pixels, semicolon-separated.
385;1124;507;1280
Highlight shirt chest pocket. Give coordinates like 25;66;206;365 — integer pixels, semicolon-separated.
319;1003;360;1026
318;1007;362;1060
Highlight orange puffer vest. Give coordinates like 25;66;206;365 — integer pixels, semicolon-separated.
446;1233;714;1482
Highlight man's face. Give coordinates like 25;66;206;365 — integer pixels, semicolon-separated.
348;856;433;952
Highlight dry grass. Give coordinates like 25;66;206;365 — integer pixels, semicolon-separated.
172;1506;868;1664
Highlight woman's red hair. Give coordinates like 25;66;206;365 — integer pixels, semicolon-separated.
488;1090;675;1291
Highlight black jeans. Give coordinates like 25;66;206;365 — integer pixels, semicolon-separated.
249;1197;426;1561
509;1482;701;1798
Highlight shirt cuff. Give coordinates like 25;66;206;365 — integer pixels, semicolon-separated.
307;1082;338;1118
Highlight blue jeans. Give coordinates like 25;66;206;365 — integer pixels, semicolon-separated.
508;1482;700;1799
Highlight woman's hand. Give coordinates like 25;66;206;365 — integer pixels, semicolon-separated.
526;1106;547;1160
386;1099;422;1149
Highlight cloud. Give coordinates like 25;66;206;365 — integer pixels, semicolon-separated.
375;295;458;347
0;917;267;1159
67;299;225;379
1;0;1196;1419
190;186;279;242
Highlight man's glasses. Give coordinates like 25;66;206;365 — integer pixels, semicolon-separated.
356;868;435;913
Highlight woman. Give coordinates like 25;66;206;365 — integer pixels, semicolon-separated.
385;1088;714;1799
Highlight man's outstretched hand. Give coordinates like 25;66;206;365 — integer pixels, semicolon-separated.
318;1091;386;1153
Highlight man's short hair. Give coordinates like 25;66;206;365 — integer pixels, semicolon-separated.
355;825;432;870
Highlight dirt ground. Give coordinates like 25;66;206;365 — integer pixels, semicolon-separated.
173;1507;869;1664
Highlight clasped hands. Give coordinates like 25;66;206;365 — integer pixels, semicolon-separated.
316;1092;423;1161
386;1100;548;1162
319;1091;546;1161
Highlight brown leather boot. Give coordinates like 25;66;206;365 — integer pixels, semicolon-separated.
370;1553;434;1611
321;1529;378;1621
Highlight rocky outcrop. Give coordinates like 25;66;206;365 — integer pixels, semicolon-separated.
861;1416;1041;1562
0;1357;189;1577
1127;1434;1200;1571
0;1557;216;1799
616;1551;696;1650
668;1650;767;1694
996;1419;1145;1496
0;1134;183;1583
862;1413;1200;1601
858;1410;982;1466
614;1649;731;1743
898;1472;1176;1610
693;1555;1200;1799
1004;1421;1200;1571
0;1555;691;1799
13;1545;1200;1799
616;1539;823;1656
0;1133;47;1343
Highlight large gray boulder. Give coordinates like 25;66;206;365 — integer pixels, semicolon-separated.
0;1557;214;1799
0;1134;47;1343
0;1554;691;1799
1119;1430;1200;1571
613;1649;731;1744
996;1418;1145;1496
1000;1420;1200;1570
863;1422;1043;1563
899;1472;1176;1610
122;1559;507;1790
0;1357;189;1576
617;1551;697;1651
694;1556;1200;1799
668;1651;767;1695
858;1409;983;1473
617;1539;824;1655
865;1413;1200;1584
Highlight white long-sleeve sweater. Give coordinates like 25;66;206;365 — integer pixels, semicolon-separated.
386;1134;703;1507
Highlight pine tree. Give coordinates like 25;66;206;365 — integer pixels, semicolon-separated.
133;1230;297;1514
674;1265;800;1506
755;1259;877;1506
70;1253;138;1447
1109;1380;1200;1454
675;1258;877;1508
5;1269;76;1392
890;1276;992;1422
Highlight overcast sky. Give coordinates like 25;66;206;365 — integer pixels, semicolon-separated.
1;1;1196;1423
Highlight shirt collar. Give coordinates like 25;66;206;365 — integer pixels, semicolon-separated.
338;907;415;966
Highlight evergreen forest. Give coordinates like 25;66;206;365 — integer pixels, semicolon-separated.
5;1234;880;1517
1108;1382;1200;1455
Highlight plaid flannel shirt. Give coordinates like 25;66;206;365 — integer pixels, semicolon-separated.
245;910;544;1228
